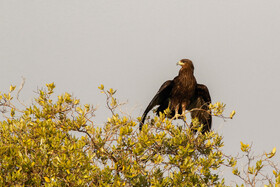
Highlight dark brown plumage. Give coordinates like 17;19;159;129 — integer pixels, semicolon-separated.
139;59;212;133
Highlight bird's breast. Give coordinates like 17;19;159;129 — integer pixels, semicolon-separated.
171;74;196;100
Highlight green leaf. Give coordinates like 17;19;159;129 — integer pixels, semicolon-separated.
273;170;277;177
76;107;83;113
232;168;239;175
111;98;117;107
10;85;16;92
74;99;80;105
256;160;262;170
272;147;276;154
44;177;51;183
248;166;254;174
98;84;104;90
230;110;236;119
10;108;15;117
240;141;250;152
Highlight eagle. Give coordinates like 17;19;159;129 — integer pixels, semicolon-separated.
139;59;212;133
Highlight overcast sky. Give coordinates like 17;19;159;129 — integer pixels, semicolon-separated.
1;0;280;182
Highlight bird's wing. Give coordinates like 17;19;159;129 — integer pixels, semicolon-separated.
139;80;173;130
196;84;211;103
190;84;212;133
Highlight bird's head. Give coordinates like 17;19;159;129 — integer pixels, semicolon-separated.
177;59;194;70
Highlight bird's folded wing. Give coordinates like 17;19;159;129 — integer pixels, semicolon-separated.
196;84;211;103
190;84;212;133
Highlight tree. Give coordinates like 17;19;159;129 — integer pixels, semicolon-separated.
0;83;279;186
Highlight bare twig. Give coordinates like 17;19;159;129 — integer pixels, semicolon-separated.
16;77;27;107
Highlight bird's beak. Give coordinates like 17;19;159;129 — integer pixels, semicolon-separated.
177;61;184;66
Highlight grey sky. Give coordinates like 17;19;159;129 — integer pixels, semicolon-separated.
1;0;280;181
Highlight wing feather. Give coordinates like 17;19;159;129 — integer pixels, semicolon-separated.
139;80;173;130
190;84;212;133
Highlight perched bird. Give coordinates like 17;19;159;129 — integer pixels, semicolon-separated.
139;59;212;133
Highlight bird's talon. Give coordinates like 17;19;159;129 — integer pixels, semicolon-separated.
171;114;180;120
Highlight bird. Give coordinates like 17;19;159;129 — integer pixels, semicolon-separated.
139;59;212;134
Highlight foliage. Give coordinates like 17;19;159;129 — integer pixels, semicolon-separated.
232;142;279;187
0;83;278;186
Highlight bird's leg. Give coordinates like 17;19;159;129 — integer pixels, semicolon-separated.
181;103;187;122
172;105;180;120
